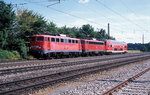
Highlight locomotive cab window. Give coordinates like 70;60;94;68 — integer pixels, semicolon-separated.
36;37;44;41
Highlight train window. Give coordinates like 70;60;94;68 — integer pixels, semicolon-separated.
89;41;104;45
100;42;104;45
89;42;95;45
109;45;112;47
61;39;64;43
72;40;75;43
69;39;72;43
56;38;59;42
114;48;117;51
75;40;78;43
81;40;85;44
64;39;68;43
51;38;55;42
36;37;44;41
124;46;126;48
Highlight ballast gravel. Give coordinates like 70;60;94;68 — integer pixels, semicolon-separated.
33;60;150;95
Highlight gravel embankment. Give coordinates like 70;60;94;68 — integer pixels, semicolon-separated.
32;60;150;95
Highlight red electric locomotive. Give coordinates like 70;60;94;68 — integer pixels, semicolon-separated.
81;39;105;56
30;35;81;58
105;40;128;54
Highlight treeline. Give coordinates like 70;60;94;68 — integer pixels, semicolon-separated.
128;43;150;52
0;1;114;60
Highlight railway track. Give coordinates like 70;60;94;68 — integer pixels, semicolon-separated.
0;53;150;95
101;67;150;95
0;53;147;67
0;53;149;76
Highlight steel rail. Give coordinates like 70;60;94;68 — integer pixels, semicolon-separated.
0;53;148;65
0;55;149;95
101;67;150;95
0;54;149;75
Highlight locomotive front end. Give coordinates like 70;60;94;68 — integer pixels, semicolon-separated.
29;35;50;58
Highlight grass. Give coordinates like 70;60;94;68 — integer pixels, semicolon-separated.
0;49;21;61
127;50;141;53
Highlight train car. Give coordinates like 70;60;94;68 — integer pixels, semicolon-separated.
30;35;82;58
105;40;128;54
81;39;105;56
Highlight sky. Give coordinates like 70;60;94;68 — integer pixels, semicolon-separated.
4;0;150;43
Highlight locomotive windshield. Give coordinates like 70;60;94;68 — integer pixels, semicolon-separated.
31;37;44;41
36;37;44;41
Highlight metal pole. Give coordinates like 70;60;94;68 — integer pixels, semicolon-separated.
108;23;110;38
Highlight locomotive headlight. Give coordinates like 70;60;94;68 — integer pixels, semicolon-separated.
37;45;41;48
31;45;41;48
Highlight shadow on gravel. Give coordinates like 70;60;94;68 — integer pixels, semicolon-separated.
96;79;122;82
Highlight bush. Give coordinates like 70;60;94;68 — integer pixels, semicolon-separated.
13;39;28;58
0;49;21;61
8;39;28;59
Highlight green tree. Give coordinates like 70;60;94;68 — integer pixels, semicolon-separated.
80;24;95;39
46;22;58;34
16;9;47;40
0;1;15;49
140;45;148;52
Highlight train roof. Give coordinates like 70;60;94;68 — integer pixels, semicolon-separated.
32;35;80;40
105;40;127;45
81;39;104;43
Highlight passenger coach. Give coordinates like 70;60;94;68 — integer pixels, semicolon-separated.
105;40;128;54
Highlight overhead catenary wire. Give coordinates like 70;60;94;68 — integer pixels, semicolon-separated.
119;0;149;34
22;0;127;37
96;0;148;32
10;0;149;43
119;0;138;17
23;0;107;29
20;0;130;33
72;0;126;33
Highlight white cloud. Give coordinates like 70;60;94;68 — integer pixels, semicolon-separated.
108;13;150;21
69;19;89;27
78;0;90;3
69;11;92;15
127;13;150;20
